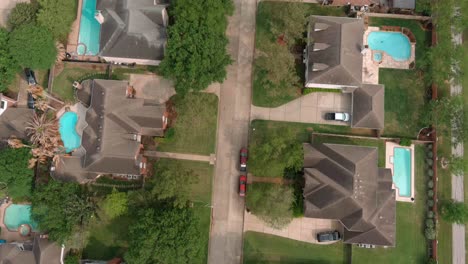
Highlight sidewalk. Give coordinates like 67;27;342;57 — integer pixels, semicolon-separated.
143;151;216;164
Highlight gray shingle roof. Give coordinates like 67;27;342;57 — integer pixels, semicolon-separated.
381;0;415;9
303;143;396;246
97;0;168;61
351;84;385;129
306;16;364;87
0;237;61;264
0;107;33;139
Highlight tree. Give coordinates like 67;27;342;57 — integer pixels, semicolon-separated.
415;0;432;16
37;0;77;41
7;2;38;30
101;189;128;219
256;42;299;87
152;162;198;208
0;29;18;93
424;227;436;240
31;181;95;243
0;148;34;200
9;25;56;69
246;183;294;229
449;156;466;176
264;1;307;43
440;200;468;224
124;202;202;263
160;0;233;94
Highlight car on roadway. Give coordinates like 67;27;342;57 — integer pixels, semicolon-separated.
239;148;248;171
239;174;247;197
324;112;350;122
316;230;341;243
24;68;37;86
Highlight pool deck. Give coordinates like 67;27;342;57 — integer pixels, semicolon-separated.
0;202;34;242
385;142;415;203
362;26;416;85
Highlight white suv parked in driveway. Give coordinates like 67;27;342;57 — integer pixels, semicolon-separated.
324;112;350;122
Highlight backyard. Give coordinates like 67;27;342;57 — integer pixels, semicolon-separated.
351;145;427;263
252;2;346;107
243;232;348;264
156;93;218;155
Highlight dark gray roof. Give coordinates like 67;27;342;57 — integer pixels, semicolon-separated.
306;16;364;87
351;84;385;129
0;237;61;264
381;0;415;9
303;143;396;246
97;0;168;61
54;79;167;182
0;107;33;139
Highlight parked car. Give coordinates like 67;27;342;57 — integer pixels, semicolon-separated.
316;230;341;243
239;174;247;197
27;92;35;109
24;68;37;86
324;112;350;122
239;148;248;171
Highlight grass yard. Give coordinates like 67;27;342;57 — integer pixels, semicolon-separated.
243;231;348;264
464;31;468;264
352;145;427;263
153;159;213;264
252;2;346;107
156;93;218;155
367;18;432;138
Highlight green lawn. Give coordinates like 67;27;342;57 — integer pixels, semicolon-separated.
252;2;346;107
243;232;348;264
351;145;427;263
156;93;218;155
463;30;468;264
367;18;432;138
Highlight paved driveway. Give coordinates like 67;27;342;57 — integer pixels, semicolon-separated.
251;92;351;126
0;0;29;27
244;212;342;244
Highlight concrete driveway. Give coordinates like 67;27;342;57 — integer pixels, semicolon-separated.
0;0;29;27
251;92;352;126
244;212;342;244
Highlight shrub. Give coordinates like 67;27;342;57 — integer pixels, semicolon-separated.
427;169;434;177
426;218;434;228
427;199;434;207
427;152;433;158
426;159;434;166
165;127;175;140
427;190;434;197
426;258;437;264
427;180;434;189
399;138;412;146
427;143;433;150
425;227;436;240
427;210;434;218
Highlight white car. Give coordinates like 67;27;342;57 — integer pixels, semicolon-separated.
324;112;350;122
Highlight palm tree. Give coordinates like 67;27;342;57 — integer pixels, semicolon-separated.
7;137;30;149
26;113;61;166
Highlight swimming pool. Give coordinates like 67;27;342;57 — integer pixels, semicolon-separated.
393;147;411;197
77;0;100;55
367;31;411;61
59;112;81;152
4;204;38;232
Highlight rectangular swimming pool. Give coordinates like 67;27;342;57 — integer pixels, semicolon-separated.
393;147;411;197
77;0;100;55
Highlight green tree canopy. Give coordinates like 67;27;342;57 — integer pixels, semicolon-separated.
31;181;95;243
440;200;468;224
264;1;307;43
101;188;128;219
256;42;299;87
160;0;233;94
0;147;33;200
0;29;18;93
152;162;198;208
124;202;202;263
9;25;57;69
7;2;38;30
37;0;77;41
246;183;294;229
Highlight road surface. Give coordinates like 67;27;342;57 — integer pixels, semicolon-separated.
207;0;256;263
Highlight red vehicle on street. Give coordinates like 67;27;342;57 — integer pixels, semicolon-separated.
240;148;248;172
239;174;247;197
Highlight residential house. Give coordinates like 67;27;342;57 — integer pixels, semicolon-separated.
0;236;62;264
380;0;415;10
52;79;168;183
95;0;169;65
304;16;385;130
0;94;33;140
303;143;396;246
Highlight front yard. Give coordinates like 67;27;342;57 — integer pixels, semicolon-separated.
156;93;218;155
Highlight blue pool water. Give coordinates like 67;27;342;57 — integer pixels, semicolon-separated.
373;52;383;62
59;112;81;152
393;147;411;197
4;204;38;231
368;31;411;61
77;0;100;55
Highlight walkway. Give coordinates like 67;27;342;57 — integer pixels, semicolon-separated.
360;12;431;21
450;6;465;264
250;92;350;125
207;0;256;263
143;151;215;164
243;212;341;244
